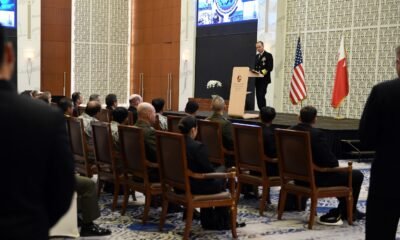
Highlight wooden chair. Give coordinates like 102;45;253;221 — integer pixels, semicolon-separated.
275;129;353;229
167;115;183;133
78;106;85;116
91;121;123;211
197;120;234;166
156;131;238;240
118;125;162;223
98;109;111;122
128;111;135;125
66;117;94;177
232;123;281;216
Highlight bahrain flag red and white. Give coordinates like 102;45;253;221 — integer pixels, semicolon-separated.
331;36;349;108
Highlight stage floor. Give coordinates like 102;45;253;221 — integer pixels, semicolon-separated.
166;111;360;131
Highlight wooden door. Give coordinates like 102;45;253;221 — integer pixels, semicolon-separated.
41;0;71;97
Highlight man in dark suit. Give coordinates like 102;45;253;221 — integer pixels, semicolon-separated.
254;41;273;109
0;26;75;239
360;46;400;240
291;106;364;226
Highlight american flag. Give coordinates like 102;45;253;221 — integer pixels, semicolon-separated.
290;37;307;105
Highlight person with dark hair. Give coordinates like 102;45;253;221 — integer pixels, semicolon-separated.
58;97;73;117
128;94;142;124
89;93;100;103
151;98;168;130
259;106;277;159
360;46;400;240
20;90;32;98
254;41;273;109
110;107;128;151
185;100;199;116
105;93;118;110
38;91;52;104
0;25;75;239
290;106;364;226
71;91;83;117
79;101;101;146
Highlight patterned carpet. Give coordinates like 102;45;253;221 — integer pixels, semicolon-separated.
71;161;400;239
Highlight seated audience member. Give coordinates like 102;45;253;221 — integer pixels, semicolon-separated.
290;106;365;225
134;102;159;182
105;93;118;111
72;91;83;117
39;91;52;104
58;97;74;117
128;94;143;124
151;98;168;130
185;100;199;116
206;96;234;167
89;93;101;104
75;176;111;236
0;24;75;239
78;101;101;147
20;90;32;98
110;107;129;152
259;106;279;176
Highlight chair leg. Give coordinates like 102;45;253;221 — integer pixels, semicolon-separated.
259;184;268;216
112;182;120;211
142;191;152;224
121;185;129;215
230;204;238;239
277;189;287;220
97;180;102;197
347;194;354;225
308;196;317;230
183;205;194;240
159;196;169;231
131;190;137;201
297;196;303;211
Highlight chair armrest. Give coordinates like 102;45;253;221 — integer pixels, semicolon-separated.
189;171;236;180
263;157;278;164
146;160;159;168
314;162;353;173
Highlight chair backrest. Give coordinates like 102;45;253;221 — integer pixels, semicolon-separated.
156;131;190;193
78;106;85;116
128;111;135;125
232;123;266;174
91;121;115;168
98;109;111;122
197;120;225;165
118;125;147;179
275;129;315;185
167;115;183;133
66;117;92;177
153;114;161;130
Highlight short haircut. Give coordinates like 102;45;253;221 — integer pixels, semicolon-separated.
112;107;128;124
185;101;199;114
151;98;165;113
256;41;264;46
300;106;317;124
105;93;117;107
178;116;197;135
58;97;73;113
39;91;51;103
85;101;101;117
129;94;142;103
211;95;225;112
260;106;276;123
71;92;81;104
89;94;100;102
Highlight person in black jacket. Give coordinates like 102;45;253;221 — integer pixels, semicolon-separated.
178;116;224;194
259;106;279;177
254;41;273;109
360;46;400;240
290;106;364;226
0;25;75;239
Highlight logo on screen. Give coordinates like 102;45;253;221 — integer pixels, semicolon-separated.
215;0;239;15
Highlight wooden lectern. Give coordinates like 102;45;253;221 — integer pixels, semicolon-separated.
228;67;263;119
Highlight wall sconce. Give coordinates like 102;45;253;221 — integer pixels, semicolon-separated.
24;49;34;85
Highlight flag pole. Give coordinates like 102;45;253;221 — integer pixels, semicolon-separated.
334;105;345;120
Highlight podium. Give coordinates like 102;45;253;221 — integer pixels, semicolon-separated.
228;67;263;119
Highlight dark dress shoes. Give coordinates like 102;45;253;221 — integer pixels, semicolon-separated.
80;222;112;237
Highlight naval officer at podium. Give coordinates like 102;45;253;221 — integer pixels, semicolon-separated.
254;41;273;109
